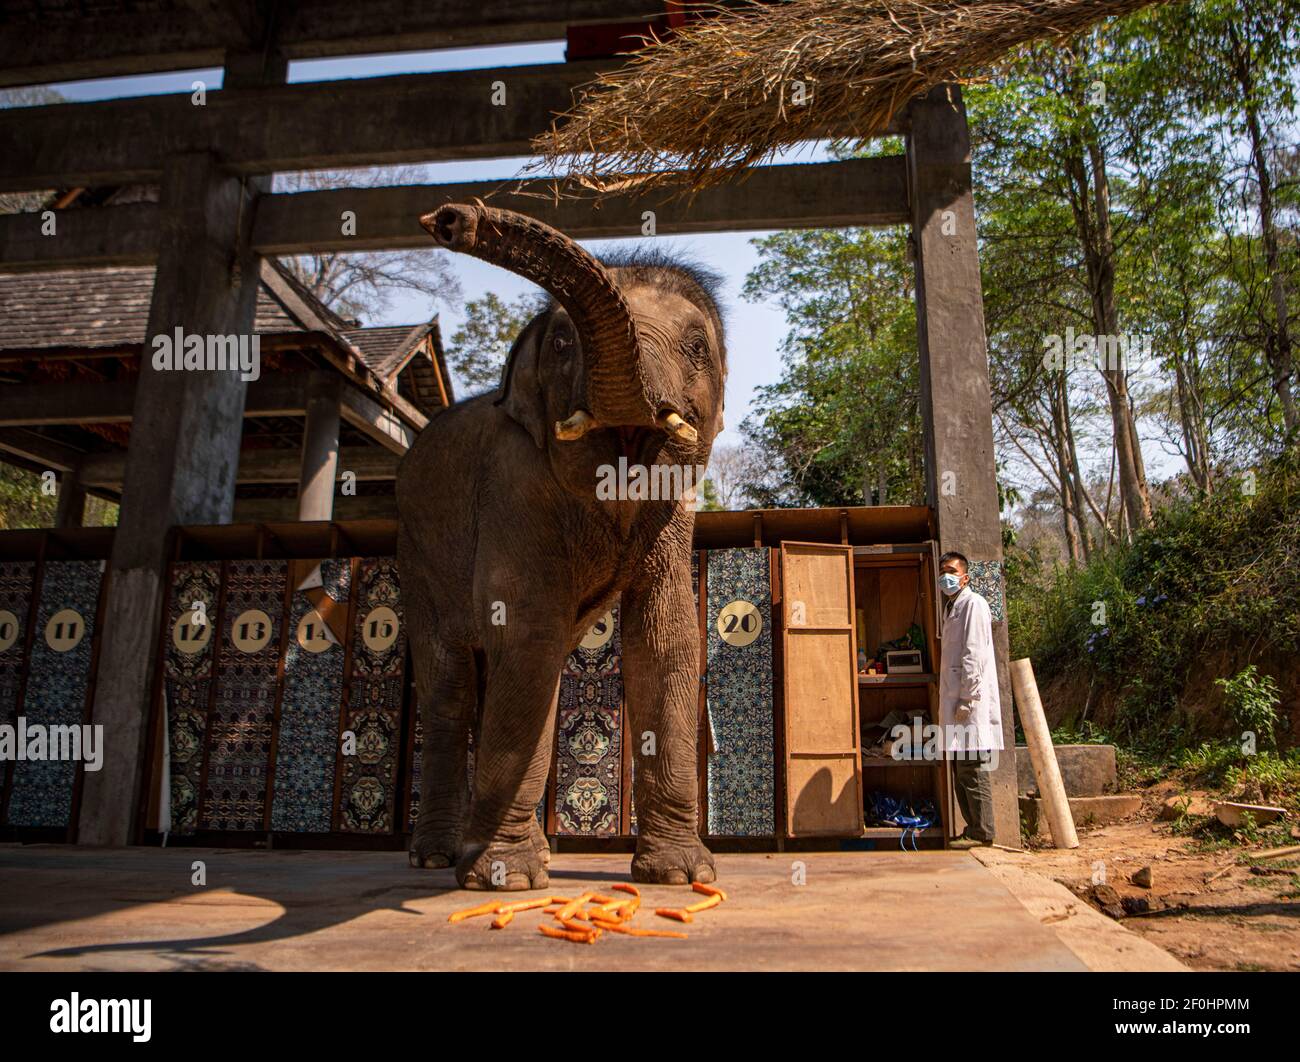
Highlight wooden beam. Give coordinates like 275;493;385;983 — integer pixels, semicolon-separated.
0;61;608;193
77;444;398;490
0;158;909;272
0;427;87;472
0;373;315;427
0;1;663;89
233;493;398;523
341;385;417;454
252;157;912;253
0;202;159;273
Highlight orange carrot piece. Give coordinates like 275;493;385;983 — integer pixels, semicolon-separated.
692;882;727;901
448;900;502;924
539;924;597;944
589;894;617;904
546;896;574;905
491;910;515;929
556;891;594;921
683;894;722;914
655;908;693;923
543;905;563;914
499;897;553;914
608;924;689;939
611;883;640;897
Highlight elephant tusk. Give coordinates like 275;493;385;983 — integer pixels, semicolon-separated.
554;410;598;441
657;411;699;444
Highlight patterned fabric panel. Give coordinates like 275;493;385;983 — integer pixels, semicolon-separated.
162;562;221;834
338;558;405;833
0;561;34;824
7;561;103;828
705;548;775;836
271;560;351;833
554;605;623;836
201;560;286;831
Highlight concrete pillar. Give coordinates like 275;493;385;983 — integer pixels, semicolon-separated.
77;152;264;845
907;84;1020;847
55;469;87;528
296;374;341;521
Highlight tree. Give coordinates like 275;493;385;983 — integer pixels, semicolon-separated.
272;167;462;321
447;292;540;395
740;223;922;507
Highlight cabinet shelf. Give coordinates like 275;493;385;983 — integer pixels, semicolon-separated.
858;673;936;687
861;826;944;839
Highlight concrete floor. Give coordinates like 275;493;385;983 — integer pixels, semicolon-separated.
0;843;1172;971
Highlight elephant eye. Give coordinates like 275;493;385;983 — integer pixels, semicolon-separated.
553;331;572;354
686;335;710;370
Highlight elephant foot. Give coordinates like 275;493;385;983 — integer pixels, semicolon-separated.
530;815;551;867
631;835;716;885
408;824;461;870
457;837;550;891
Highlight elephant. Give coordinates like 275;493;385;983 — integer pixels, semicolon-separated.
396;203;726;889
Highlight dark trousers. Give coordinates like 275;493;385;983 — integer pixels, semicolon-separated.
952;753;995;842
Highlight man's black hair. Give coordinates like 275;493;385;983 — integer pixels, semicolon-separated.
938;550;969;573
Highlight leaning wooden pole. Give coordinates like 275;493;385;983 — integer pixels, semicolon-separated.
1010;658;1079;849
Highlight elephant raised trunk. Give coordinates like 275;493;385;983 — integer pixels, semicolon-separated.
420;203;657;429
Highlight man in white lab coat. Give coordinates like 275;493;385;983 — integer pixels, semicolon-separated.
937;550;1002;848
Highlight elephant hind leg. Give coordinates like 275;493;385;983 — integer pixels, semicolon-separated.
409;635;477;870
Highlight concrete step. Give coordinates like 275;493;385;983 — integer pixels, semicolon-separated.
1017;743;1117;798
1019;793;1143;841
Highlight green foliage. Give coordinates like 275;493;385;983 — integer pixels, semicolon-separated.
740;225;923;507
1008;450;1300;746
448;292;539;395
1216;665;1282;752
0;464;55;529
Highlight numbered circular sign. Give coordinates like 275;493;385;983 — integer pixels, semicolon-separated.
230;609;273;654
45;608;86;653
717;599;762;648
296;608;334;654
171;610;212;655
0;609;20;654
361;606;400;653
579;610;615;651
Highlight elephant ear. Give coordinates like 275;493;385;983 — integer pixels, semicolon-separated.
494;312;549;449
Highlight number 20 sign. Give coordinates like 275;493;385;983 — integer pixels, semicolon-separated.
716;599;762;648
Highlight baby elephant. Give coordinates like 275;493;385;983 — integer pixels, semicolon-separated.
398;203;725;889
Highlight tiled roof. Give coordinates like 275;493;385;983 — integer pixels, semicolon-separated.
0;264;313;351
342;323;432;378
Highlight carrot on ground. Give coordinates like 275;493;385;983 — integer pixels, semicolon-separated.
499;897;553;914
692;882;727;901
611;883;640;897
683;894;721;914
555;891;595;921
491;910;515;929
539;924;597;944
655;908;693;923
448;900;502;924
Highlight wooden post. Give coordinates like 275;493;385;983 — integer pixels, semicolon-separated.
296;374;341;521
907;84;1019;846
76;152;265;846
55;468;87;528
1010;658;1078;849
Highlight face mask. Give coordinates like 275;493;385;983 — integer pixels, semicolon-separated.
939;573;962;596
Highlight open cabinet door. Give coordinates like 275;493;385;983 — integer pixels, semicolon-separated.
779;542;862;837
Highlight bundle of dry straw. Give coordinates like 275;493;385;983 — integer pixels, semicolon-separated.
530;0;1163;196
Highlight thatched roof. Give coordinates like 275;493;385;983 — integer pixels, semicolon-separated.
532;0;1163;196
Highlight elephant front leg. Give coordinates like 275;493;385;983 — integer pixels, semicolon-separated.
623;558;716;885
456;645;564;891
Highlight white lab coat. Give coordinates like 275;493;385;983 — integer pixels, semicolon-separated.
938;586;1004;753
